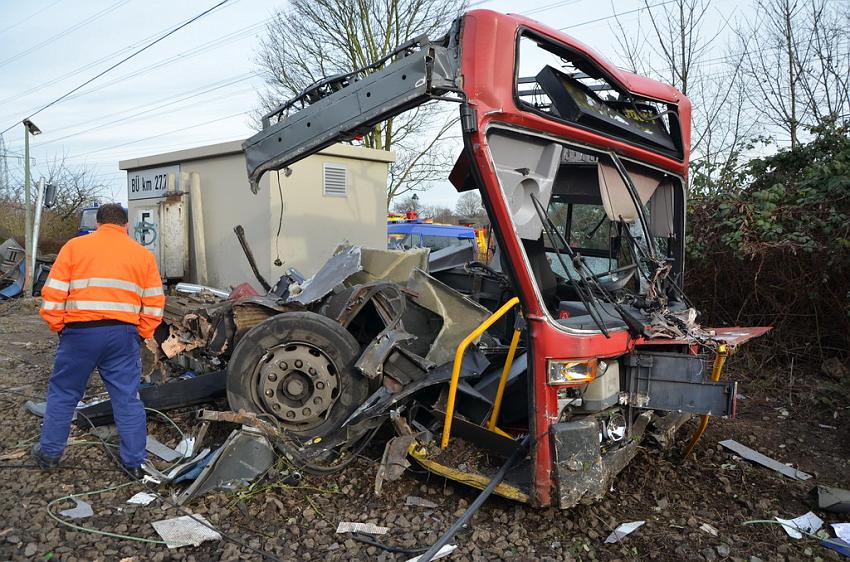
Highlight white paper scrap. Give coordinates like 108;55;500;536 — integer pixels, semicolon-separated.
152;514;221;548
335;522;389;535
405;544;457;562
699;523;719;537
775;511;824;539
175;437;196;458
127;492;157;506
605;521;645;543
59;498;94;519
833;523;850;543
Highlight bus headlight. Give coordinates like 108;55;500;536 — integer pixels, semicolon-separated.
547;359;597;385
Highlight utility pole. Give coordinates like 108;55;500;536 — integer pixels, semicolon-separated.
22;119;42;297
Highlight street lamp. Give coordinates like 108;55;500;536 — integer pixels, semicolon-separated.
23;118;42;296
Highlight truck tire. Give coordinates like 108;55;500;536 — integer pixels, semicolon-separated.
226;311;368;438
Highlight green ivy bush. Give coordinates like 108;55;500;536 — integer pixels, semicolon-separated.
686;120;850;362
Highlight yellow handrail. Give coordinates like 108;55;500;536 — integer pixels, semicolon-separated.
487;327;523;434
683;343;729;459
440;297;520;449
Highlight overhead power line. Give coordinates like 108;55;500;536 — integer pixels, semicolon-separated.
0;0;131;70
559;0;677;30
0;0;233;136
0;0;67;37
0;1;239;107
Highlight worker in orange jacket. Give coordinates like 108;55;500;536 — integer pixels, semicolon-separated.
32;204;165;479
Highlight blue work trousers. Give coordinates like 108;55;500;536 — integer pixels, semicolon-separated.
39;323;146;467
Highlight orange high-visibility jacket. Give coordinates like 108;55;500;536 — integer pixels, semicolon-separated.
40;224;165;338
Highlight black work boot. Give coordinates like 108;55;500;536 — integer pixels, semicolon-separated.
31;444;61;470
122;464;145;480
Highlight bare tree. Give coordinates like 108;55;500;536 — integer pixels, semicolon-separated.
613;0;751;190
454;191;484;218
736;0;814;149
41;155;106;220
255;0;465;206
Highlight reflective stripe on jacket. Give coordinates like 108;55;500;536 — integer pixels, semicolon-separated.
40;223;165;338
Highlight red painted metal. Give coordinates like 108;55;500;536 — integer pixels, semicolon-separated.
458;10;693;507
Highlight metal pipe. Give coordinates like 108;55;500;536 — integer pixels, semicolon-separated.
683;343;729;459
441;297;520;449
487;327;522;433
23;127;32;295
29;177;46;294
174;282;230;299
233;224;271;292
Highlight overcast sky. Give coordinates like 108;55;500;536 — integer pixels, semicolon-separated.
0;0;740;209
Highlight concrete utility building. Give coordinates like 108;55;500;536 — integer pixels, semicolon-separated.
119;141;393;289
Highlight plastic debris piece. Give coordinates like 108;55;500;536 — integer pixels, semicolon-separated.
604;521;645;543
719;439;812;480
405;544;457;562
820;537;850;557
127;492;157;506
59;498;93;519
405;496;438;509
775;511;824;539
834;523;850;543
817;486;850;514
175;437;195;458
146;436;181;462
336;522;389;535
699;523;719;537
151;514;221;548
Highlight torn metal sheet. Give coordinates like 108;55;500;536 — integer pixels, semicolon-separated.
152;514;221;548
406;268;491;365
347;247;429;285
127;492;157;506
288;246;362;305
775;511;823;539
343;350;489;428
335;522;388;535
177;429;274;504
59;498;94;519
374;434;415;496
428;243;475;274
356;329;416;379
720;439;812;481
146;436;181;462
817;485;850;514
604;521;645;543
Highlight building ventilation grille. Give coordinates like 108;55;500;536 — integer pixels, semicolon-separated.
323;164;347;197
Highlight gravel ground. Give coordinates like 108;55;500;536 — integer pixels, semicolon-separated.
0;298;848;562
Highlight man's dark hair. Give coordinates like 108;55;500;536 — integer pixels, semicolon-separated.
96;203;128;225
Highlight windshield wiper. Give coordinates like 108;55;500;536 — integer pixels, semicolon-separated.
531;193;648;337
529;193;610;337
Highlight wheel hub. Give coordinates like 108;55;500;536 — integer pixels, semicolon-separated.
257;342;340;429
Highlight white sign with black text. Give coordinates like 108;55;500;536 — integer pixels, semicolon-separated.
127;165;180;200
